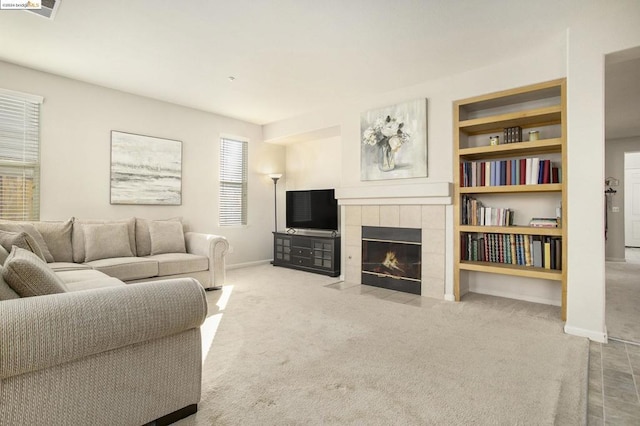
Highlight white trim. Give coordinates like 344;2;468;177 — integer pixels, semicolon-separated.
564;324;607;343
605;257;626;262
0;88;44;104
444;294;456;302
226;259;271;270
336;183;451;206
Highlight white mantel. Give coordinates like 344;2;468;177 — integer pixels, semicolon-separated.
335;182;452;206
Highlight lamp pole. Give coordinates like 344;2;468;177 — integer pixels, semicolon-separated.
269;174;282;232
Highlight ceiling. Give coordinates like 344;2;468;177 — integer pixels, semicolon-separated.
0;0;636;134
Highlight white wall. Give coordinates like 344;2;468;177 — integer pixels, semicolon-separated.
265;35;567;305
285;136;342;190
264;1;640;341
564;2;640;342
0;60;285;266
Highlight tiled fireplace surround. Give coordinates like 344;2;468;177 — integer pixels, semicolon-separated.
337;184;450;299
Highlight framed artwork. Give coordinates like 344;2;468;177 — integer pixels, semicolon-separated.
110;131;182;205
360;99;428;181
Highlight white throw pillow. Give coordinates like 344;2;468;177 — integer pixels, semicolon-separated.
83;223;134;262
149;220;186;255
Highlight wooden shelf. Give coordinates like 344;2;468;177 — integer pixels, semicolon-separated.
459;138;562;160
459;261;562;281
453;78;567;320
458;106;561;135
459;225;561;236
459;183;562;194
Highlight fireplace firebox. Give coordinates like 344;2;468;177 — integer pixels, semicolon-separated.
361;226;421;295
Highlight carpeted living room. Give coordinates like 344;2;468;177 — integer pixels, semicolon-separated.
1;1;639;425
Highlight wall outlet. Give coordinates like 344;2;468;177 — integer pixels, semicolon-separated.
612;206;620;213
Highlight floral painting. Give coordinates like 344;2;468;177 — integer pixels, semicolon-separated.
110;131;182;205
361;99;427;180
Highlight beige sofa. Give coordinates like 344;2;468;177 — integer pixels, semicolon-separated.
0;274;207;425
1;217;229;290
0;217;227;424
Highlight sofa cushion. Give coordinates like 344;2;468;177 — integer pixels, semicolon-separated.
0;230;47;261
32;219;74;263
149;220;186;255
72;218;136;263
48;262;94;272
83;223;134;262
0;244;8;265
0;265;20;300
135;217;182;256
2;247;67;297
0;222;54;262
64;276;126;292
84;257;159;282
147;253;209;277
56;268;114;284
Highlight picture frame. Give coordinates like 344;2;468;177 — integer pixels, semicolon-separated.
110;131;182;205
360;99;428;181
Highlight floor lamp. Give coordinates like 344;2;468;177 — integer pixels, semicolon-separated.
269;173;282;232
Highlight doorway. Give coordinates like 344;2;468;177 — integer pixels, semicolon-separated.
604;46;640;343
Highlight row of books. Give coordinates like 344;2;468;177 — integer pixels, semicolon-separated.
461;195;514;226
460;158;561;187
461;233;562;270
503;126;523;143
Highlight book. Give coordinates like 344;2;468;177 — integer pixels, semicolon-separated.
524;234;532;266
544;238;551;269
532;237;543;267
529;218;558;227
520;158;527;185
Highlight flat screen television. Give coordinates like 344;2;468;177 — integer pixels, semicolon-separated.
286;189;338;231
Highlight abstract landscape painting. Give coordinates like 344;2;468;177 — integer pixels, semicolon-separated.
110;131;182;205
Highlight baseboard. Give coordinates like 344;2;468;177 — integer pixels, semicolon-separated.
146;404;197;426
564;324;607;342
444;294;456;302
468;288;561;307
227;259;272;270
605;257;626;262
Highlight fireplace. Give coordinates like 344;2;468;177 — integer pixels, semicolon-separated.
361;226;422;295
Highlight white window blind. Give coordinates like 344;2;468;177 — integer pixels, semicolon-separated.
219;138;248;226
0;90;42;221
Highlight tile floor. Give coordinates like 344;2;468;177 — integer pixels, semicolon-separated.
588;339;640;425
324;281;640;425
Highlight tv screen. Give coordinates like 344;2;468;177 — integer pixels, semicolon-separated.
286;189;338;231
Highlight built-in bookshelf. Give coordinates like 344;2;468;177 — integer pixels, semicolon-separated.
453;79;567;320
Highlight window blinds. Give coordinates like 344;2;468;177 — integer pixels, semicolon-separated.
0;90;42;221
219;138;248;226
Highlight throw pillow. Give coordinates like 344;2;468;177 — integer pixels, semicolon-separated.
0;265;20;300
0;222;54;263
83;223;134;262
2;246;67;297
33;219;74;263
0;244;8;265
135;217;183;256
149;220;186;255
72;218;136;263
0;230;47;261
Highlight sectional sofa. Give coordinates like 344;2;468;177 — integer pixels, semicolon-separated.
0;217;229;290
0;217;229;425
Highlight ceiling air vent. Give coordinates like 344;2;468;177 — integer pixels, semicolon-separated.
26;0;60;20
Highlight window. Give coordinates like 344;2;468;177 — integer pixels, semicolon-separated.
219;138;248;226
0;89;43;221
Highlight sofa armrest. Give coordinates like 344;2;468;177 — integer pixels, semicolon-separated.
184;232;229;287
0;278;207;379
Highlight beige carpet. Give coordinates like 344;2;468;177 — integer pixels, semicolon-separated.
177;265;588;425
606;256;640;343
